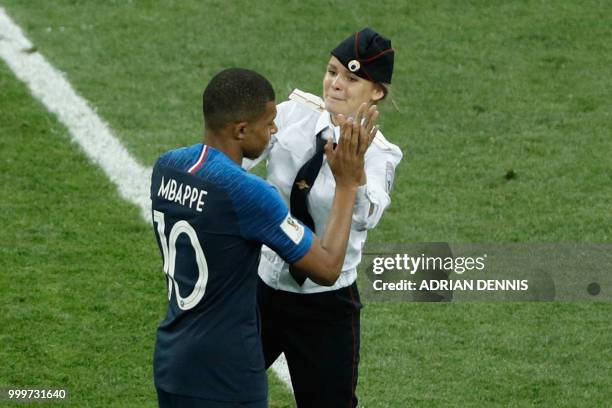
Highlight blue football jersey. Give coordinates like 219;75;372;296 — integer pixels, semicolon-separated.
150;143;313;402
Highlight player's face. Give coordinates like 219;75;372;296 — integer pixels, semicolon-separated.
323;56;384;118
242;101;277;159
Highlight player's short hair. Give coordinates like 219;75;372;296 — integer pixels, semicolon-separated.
203;68;275;132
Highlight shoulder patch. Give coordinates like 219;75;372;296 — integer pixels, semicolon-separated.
288;89;325;112
280;213;305;244
385;161;396;193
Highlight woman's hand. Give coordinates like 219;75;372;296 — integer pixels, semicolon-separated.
356;102;380;151
355;102;379;185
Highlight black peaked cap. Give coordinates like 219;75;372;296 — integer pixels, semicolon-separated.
331;27;394;84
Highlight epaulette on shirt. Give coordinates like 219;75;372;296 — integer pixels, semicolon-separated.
288;89;326;112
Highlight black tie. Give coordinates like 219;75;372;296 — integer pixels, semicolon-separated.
288;130;327;285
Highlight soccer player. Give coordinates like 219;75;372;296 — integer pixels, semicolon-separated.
150;68;378;407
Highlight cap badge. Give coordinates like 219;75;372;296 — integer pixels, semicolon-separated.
348;59;360;72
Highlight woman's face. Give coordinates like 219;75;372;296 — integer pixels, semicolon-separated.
323;56;384;118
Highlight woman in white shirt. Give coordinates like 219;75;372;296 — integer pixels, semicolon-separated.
245;28;402;407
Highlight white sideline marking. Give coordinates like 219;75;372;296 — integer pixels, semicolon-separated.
0;6;293;392
272;353;294;390
0;7;151;222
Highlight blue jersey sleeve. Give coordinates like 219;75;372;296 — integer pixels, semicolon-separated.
229;173;313;264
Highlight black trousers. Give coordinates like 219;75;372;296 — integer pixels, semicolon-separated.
156;388;267;408
257;278;362;408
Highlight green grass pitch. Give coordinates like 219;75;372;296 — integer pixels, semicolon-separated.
1;1;611;406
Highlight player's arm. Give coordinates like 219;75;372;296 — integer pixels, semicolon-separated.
291;103;379;285
290;186;357;286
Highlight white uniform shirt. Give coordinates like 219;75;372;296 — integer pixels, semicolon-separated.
243;90;403;293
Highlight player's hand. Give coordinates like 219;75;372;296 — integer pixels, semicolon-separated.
326;103;379;188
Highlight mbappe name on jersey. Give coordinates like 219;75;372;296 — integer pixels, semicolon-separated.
157;176;207;212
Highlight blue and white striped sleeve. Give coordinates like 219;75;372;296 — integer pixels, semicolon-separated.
229;174;313;264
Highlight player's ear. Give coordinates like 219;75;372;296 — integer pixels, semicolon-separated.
371;84;385;102
233;121;249;140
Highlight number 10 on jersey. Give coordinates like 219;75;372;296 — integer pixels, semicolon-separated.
153;210;209;310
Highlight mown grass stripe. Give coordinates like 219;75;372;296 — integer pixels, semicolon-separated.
0;7;151;222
